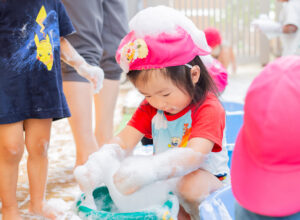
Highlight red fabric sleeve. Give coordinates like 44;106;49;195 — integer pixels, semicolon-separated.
190;94;225;152
127;100;157;139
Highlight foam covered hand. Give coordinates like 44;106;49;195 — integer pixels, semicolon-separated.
60;38;104;93
74;144;125;193
251;14;282;38
75;62;104;93
113;156;158;195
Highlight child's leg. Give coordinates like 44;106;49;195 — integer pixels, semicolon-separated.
176;169;223;220
0;121;25;220
94;79;120;146
23;119;52;217
63;81;99;166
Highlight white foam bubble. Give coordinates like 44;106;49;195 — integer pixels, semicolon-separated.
99;154;174;212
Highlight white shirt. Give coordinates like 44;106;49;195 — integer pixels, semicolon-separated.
280;0;300;55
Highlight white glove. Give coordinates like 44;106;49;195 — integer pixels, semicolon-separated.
75;62;104;94
73;144;125;194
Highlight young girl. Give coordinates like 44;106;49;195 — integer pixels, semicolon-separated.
75;5;229;220
0;0;103;219
203;54;228;93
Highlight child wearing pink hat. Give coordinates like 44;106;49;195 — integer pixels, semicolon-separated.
205;56;228;93
231;56;300;219
204;27;222;50
75;5;230;219
204;27;236;75
202;27;228;93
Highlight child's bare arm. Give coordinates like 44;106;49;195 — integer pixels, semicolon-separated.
153;138;213;179
60;37;104;93
109;125;144;152
153;137;213;179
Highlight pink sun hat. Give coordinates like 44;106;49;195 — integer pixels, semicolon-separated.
207;58;228;93
116;6;211;73
204;27;222;49
231;56;300;217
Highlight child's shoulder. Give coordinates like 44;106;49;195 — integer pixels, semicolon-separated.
200;93;222;106
191;93;224;115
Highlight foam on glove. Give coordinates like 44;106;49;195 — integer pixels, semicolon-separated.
75;62;104;93
251;14;282;39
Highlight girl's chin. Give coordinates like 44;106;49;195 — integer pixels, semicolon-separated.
165;109;178;115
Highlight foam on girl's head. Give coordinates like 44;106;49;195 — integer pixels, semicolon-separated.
116;6;211;73
129;6;210;52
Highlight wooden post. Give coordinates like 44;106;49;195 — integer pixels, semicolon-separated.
259;1;270;65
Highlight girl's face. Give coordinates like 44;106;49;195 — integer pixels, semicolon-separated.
135;68;199;115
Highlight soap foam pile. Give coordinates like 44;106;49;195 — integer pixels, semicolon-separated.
74;144;177;213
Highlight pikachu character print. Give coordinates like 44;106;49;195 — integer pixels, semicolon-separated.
34;6;53;71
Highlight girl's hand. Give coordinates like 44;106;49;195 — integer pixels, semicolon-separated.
75;62;104;93
113;156;158;195
74;144;125;193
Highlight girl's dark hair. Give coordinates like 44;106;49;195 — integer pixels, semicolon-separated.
127;56;218;106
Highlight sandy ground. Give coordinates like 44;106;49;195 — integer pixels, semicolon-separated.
0;63;262;219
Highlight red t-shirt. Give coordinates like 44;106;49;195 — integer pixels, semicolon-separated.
128;93;225;152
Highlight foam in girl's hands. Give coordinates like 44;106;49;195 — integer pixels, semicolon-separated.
100;155;175;212
74;144;175;212
73;165;98;210
73;144;125;210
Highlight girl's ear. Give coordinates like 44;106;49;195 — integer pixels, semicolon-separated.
190;65;201;84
